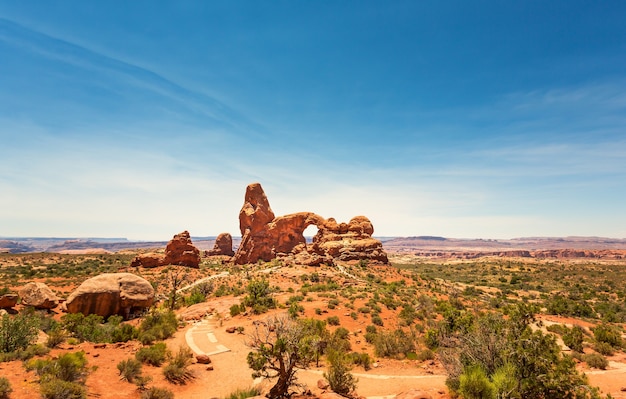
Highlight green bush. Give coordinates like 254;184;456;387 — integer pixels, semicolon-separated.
28;352;88;383
326;316;340;326
138;311;179;345
230;304;242;317
45;328;67;348
136;342;169;366
163;347;194;384
583;353;609;370
40;379;86;399
324;350;357;397
593;324;623;348
371;314;383;326
594;341;615;356
416;348;435;362
374;329;415;358
141;387;174;399
0;376;12;399
225;386;262;399
117;358;143;382
0;312;39;353
562;325;584;353
458;366;495;399
242;279;276;315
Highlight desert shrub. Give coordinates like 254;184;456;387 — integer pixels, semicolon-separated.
593;324;624;349
458;366;495;399
28;351;88;383
225;386;262;399
136;342;169;366
0;312;39;353
348;352;371;371
583;353;609;370
0;377;11;399
230;304;242;317
326;316;340;326
138;311;179;345
0;343;50;362
163;346;194;384
45;327;67;348
141;387;174;399
111;323;139;343
371;314;383;326
324;350;357;397
40;379;86;399
545;295;595;318
185;290;206;306
117;358;143;382
562;325;585;352
594;341;615;356
416;348;435;362
374;329;415;358
61;313;107;343
242;279;276;315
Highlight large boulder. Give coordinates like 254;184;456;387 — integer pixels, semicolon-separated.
131;231;201;268
19;282;59;309
0;293;18;309
65;273;154;319
232;183;388;265
163;230;201;268
206;232;235;256
395;389;433;399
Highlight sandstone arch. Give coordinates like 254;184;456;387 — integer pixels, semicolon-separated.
232;183;388;265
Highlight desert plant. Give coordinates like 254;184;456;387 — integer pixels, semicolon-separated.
0;312;39;353
163;346;194;384
39;379;86;399
230;304;242;317
593;324;623;349
247;316;321;398
594;341;615;356
136;342;169;366
0;377;11;399
117;358;143;382
583;353;609;370
45;327;67;348
138;310;179;345
242;279;277;315
225;386;262;399
458;365;495;399
326;316;340;326
324;350;357;397
140;386;174;399
562;325;584;353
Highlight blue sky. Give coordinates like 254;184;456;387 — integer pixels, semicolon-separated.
1;1;625;240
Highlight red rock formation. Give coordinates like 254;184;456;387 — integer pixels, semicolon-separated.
0;293;18;309
232;183;388;265
65;273;154;319
131;230;200;268
206;232;235;256
19;282;60;309
163;230;201;267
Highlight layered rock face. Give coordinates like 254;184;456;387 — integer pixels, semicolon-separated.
131;230;200;268
206;232;235;256
232;183;388;265
65;273;154;319
19;282;59;309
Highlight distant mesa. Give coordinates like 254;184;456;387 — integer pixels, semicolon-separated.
232;182;389;265
131;230;200;268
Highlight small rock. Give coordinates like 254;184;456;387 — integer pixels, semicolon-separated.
196;354;212;364
206;365;214;371
317;379;330;390
372;362;379;368
93;343;107;349
226;326;236;333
